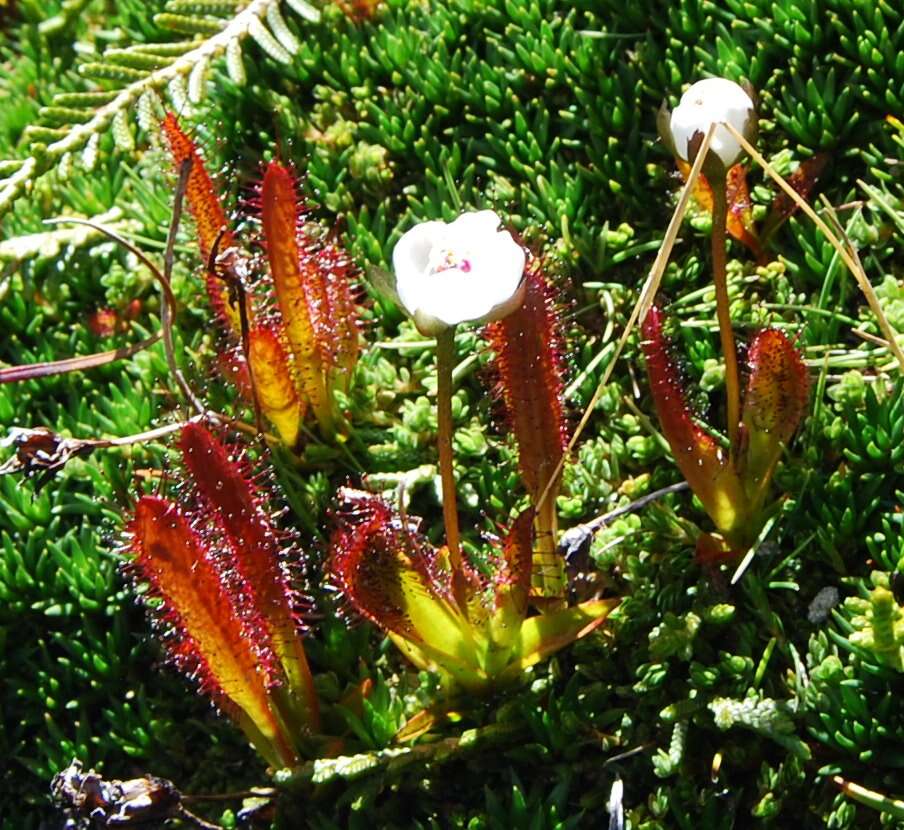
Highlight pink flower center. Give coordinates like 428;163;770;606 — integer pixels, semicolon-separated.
430;248;471;275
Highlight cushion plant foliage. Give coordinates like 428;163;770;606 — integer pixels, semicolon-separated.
2;0;904;827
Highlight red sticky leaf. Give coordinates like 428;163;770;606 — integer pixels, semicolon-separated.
129;496;296;766
178;423;319;732
739;328;809;498
309;235;361;383
161;113;235;262
161;113;245;334
641;306;746;536
485;262;567;500
260;163;330;418
328;489;435;642
485;263;568;598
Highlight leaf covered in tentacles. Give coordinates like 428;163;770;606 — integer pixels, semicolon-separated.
162;114;361;448
485;260;569;600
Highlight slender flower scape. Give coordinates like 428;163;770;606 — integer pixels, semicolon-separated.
485;262;569;601
659;78;759;458
162;114;359;447
328;489;618;692
127;423;319;767
642;306;809;554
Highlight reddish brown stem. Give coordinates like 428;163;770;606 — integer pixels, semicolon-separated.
435;328;462;573
711;180;741;455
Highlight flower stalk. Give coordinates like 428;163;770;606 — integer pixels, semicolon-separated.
710;177;742;454
434;327;462;575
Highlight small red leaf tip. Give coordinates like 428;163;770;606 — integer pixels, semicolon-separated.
161;112;244;333
485;261;568;499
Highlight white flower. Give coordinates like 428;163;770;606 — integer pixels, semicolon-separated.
391;210;526;335
669;78;755;168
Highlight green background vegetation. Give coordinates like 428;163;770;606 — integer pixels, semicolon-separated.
2;0;904;826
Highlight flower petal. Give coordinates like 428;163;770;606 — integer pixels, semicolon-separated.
392;220;444;316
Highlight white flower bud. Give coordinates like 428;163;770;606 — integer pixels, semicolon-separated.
669;78;756;168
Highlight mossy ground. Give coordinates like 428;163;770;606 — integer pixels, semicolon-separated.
2;0;904;827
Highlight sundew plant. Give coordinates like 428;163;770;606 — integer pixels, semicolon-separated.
3;1;904;828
